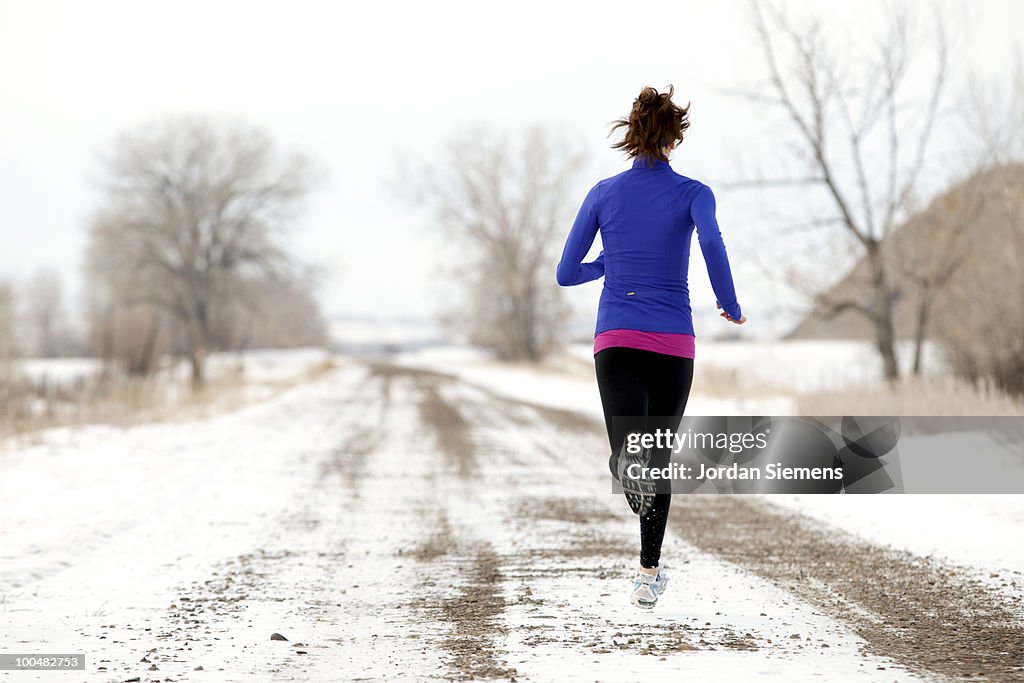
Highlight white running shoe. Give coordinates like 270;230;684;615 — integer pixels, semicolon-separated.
651;563;669;596
631;572;659;609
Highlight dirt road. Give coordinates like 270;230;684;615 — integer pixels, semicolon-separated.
1;358;1022;681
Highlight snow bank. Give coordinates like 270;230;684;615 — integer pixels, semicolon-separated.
570;339;947;393
393;344;794;417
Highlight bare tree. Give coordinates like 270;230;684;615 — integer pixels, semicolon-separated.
85;115;312;386
0;280;16;365
903;244;964;377
86;303;166;377
891;174;983;376
745;0;949;380
963;48;1024;168
894;47;1024;390
400;123;587;361
23;268;64;358
207;273;328;351
931;164;1024;395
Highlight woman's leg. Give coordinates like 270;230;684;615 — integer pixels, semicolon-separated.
638;353;694;569
595;347;694;570
594;347;649;459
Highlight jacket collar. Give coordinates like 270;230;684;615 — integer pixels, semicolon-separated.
631;155;672;170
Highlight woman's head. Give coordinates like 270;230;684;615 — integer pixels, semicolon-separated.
609;85;690;167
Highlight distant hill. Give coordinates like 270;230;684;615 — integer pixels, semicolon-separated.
327;314;448;354
788;163;1024;341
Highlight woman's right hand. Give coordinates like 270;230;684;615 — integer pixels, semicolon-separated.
720;312;747;324
716;302;747;325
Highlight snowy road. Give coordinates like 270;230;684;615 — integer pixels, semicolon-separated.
2;357;1023;682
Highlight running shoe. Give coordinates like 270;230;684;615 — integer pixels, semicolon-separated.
630;571;659;609
610;439;656;517
651;563;669;595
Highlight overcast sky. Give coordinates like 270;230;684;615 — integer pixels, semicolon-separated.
1;0;1021;336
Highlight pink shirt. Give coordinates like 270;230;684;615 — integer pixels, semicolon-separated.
594;329;695;359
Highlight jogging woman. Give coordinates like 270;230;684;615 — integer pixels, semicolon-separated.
555;85;746;609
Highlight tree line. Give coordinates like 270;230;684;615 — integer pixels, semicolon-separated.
740;0;1023;393
1;115;326;386
403;1;1023;397
3;0;1022;397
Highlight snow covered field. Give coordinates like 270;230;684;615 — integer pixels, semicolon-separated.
15;358;102;385
2;348;334;428
10;347;332;388
565;339;948;393
393;343;798;416
1;344;1023;681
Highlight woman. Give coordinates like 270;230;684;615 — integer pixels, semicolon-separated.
555;85;746;609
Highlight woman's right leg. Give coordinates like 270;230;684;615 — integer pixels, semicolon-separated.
596;347;691;607
596;347;675;569
638;353;694;570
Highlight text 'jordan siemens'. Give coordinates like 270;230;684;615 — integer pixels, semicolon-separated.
625;462;844;481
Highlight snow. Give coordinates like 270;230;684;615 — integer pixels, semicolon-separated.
15;357;101;384
771;494;1024;593
203;346;332;383
11;347;331;386
569;339;947;393
394;344;796;416
396;343;1024;598
327;314;445;353
430;376;926;682
0;360;389;680
1;342;1020;681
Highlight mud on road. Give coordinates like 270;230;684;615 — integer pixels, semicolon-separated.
70;359;1024;682
422;364;1024;682
670;497;1024;681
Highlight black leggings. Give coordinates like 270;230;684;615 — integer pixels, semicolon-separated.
594;347;694;569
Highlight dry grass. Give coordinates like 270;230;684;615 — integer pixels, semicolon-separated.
528;349;782;399
489;350;595;379
691;364;785;401
796;375;1024;416
0;356;338;440
488;349;1024;417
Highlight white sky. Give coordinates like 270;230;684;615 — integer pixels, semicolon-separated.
1;0;1021;336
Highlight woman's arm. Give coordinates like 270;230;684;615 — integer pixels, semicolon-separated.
556;184;605;286
692;184;743;321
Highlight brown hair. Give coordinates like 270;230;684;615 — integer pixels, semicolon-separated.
608;84;690;168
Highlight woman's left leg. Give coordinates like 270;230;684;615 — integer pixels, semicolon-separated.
594;347;649;459
638;353;694;569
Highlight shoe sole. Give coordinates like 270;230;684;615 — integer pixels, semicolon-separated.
611;443;656;517
624;487;655;517
631;595;657;609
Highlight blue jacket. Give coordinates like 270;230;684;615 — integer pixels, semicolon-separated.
555;155;742;336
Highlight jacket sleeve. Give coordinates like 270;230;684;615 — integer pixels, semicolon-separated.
692;184;742;320
556;184;605;286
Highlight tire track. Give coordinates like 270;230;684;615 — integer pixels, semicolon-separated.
368;363;478;477
505;494;765;655
386;363;517;681
318;424;375;492
409;516;518;682
419;367;1024;681
148;367;446;680
417;370;775;660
